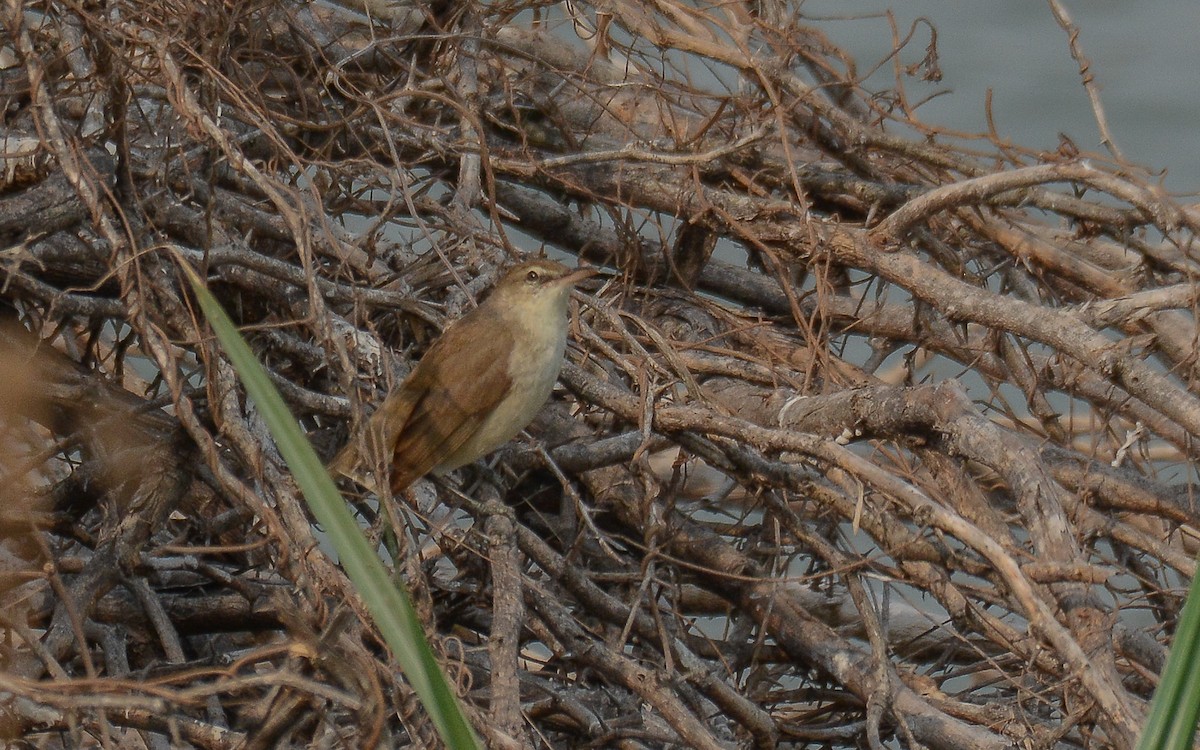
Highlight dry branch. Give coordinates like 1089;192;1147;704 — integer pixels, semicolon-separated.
0;1;1195;748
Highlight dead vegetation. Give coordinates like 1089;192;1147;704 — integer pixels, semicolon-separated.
0;1;1197;747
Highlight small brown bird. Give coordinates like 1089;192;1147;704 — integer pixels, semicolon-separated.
330;259;596;493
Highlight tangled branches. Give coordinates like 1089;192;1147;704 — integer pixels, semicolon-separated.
0;1;1196;747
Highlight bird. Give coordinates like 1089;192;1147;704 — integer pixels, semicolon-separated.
329;259;597;494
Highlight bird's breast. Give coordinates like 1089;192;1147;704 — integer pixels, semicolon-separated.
437;312;568;471
488;319;568;433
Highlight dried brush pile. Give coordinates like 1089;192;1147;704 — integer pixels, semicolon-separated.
1;1;1197;748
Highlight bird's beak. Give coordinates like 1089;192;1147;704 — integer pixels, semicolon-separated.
561;265;601;286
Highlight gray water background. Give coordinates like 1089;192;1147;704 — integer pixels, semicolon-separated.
800;1;1200;195
786;2;1196;638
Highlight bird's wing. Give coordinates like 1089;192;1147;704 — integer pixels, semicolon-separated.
387;313;514;491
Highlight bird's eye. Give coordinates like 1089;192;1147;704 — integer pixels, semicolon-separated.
526;269;540;282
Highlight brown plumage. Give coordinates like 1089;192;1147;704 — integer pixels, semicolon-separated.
329;260;596;493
